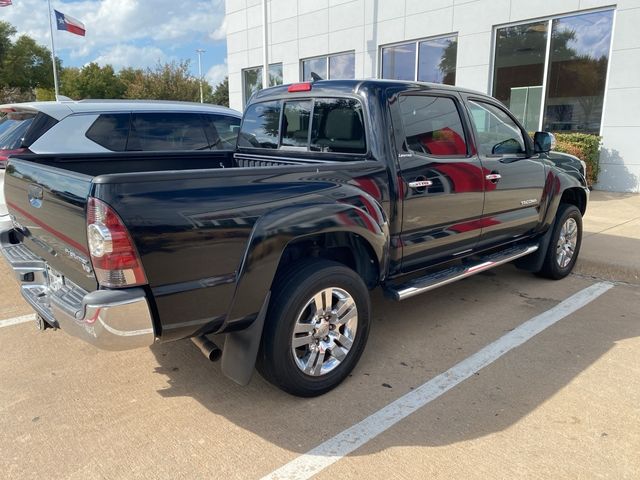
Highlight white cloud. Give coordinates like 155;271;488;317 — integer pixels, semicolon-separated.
93;45;169;70
2;0;226;69
206;60;227;86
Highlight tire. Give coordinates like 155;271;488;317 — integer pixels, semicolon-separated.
257;259;371;397
537;203;583;279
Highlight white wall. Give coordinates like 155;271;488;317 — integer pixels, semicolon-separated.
225;0;640;192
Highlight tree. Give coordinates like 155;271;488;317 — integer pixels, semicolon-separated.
121;60;212;101
60;63;126;99
0;21;16;66
207;76;229;107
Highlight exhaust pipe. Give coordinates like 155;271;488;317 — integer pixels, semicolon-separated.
191;335;222;362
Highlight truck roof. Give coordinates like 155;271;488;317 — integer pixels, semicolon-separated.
250;79;491;103
0;99;241;121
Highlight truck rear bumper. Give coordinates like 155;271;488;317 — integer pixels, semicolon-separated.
1;228;156;350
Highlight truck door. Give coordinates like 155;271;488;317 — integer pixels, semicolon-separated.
392;92;485;272
463;98;546;249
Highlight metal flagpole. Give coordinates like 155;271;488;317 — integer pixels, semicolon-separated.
261;0;269;90
46;0;60;98
196;49;205;103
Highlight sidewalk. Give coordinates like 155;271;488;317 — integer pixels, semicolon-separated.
577;191;640;284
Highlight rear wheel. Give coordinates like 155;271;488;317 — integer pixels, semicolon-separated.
257;259;370;397
537;203;582;279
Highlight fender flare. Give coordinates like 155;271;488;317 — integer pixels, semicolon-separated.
220;201;389;385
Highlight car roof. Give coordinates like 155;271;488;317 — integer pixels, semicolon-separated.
251;78;491;103
0;100;241;121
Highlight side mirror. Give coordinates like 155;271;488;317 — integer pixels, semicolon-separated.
533;131;556;154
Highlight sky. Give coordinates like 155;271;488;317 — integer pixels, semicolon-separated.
0;0;229;86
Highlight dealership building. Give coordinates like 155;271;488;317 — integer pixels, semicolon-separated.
224;0;640;192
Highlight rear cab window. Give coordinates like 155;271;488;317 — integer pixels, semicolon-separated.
238;96;367;157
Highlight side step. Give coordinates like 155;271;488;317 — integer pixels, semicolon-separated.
385;244;539;301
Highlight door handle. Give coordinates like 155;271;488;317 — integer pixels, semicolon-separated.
485;173;502;182
408;179;433;189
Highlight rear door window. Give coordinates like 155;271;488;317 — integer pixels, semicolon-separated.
237;101;281;149
398;95;467;156
128;112;210;151
85;113;130;151
203;114;241;150
310;98;366;154
0;112;35;149
281;100;312;149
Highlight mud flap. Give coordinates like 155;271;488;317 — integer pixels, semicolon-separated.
514;227;554;273
220;292;271;386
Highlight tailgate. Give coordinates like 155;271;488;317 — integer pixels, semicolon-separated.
4;159;97;292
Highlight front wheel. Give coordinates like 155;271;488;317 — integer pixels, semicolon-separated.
257;259;371;397
537;203;583;279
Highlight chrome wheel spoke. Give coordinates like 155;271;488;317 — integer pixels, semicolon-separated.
335;333;353;350
304;349;322;375
334;306;357;327
293;322;315;334
330;345;348;363
313;288;334;314
292;334;314;348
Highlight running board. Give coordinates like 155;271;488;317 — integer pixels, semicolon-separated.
385;244;539;301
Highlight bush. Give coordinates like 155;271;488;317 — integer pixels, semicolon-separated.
552;133;601;187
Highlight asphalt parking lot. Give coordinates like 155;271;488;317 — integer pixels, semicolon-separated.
1;193;639;480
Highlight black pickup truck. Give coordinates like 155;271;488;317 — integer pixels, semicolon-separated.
1;80;588;396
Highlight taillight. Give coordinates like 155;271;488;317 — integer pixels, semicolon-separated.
87;197;147;288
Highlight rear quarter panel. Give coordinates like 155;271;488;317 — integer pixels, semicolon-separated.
95;161;392;342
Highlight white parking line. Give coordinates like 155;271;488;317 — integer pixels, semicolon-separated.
262;281;614;480
0;313;35;329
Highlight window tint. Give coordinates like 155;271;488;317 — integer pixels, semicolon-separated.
128;113;210;151
22;112;58;147
203;114;241;150
467;101;526;156
399;95;467;156
237;101;281;149
281;101;311;149
86;113;130;151
0;112;35;149
310;98;366;154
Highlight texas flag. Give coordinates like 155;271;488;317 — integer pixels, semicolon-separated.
54;10;86;37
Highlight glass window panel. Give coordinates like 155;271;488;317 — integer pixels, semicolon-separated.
310;98;366;154
467;101;526;156
302;57;328;81
381;43;416;81
329;52;355;79
237;101;281;149
417;36;457;85
128;113;210;151
543;10;614;134
399;95;467;156
243;64;283;105
281;100;312;149
86;114;130;151
493;21;548;132
203;114;241;150
269;63;283;86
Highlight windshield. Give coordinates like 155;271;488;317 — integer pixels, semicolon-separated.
0;112;36;150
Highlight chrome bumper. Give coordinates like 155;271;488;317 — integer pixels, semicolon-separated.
0;228;156;350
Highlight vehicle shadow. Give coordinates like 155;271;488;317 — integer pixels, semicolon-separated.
149;264;640;456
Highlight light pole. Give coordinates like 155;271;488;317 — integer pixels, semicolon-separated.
196;48;205;103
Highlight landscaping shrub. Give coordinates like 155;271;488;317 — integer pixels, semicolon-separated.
552;133;601;187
